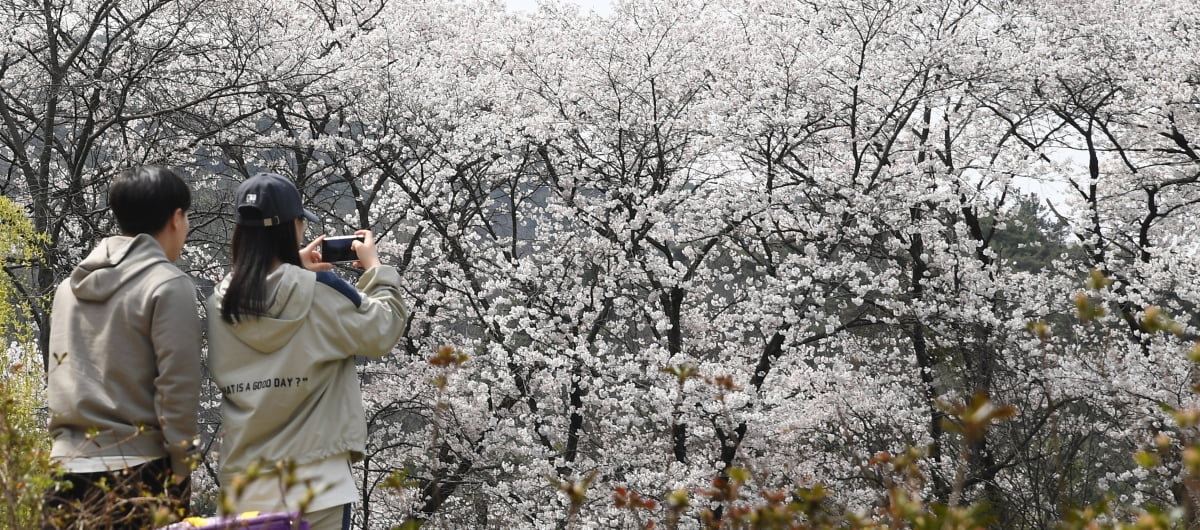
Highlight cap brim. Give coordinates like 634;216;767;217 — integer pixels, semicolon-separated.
302;209;319;223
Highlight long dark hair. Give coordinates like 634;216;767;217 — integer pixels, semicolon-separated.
220;222;302;324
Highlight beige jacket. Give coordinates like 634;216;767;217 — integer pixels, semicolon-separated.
206;264;407;484
48;234;202;476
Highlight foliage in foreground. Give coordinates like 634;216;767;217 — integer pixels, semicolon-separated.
0;348;56;529
0;196;54;528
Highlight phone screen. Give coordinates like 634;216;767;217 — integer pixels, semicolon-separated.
321;235;361;263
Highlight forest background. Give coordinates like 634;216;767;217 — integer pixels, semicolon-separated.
2;0;1200;527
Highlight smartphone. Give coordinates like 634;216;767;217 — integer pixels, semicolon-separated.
321;234;364;263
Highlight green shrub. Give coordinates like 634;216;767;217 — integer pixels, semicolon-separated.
0;349;56;528
0;195;54;527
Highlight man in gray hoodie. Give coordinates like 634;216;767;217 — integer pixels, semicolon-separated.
44;166;201;529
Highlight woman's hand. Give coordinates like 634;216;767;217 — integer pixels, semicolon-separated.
352;229;381;270
300;235;334;272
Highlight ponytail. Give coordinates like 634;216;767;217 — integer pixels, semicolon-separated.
220;223;302;324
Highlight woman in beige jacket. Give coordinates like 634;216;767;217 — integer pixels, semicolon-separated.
207;172;408;530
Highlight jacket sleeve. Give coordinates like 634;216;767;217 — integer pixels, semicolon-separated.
337;265;409;359
149;275;202;477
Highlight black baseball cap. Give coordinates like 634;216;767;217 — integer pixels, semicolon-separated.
233;172;319;227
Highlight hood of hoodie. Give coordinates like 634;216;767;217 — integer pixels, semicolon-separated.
71;234;172;303
211;264;315;353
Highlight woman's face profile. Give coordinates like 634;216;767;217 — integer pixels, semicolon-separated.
295;218;307;245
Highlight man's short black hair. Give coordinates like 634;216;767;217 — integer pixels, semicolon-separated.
109;166;191;236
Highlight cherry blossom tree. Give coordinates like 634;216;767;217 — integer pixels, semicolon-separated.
0;0;287;362
5;0;1200;527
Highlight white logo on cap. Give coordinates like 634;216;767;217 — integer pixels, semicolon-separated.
246;193;257;204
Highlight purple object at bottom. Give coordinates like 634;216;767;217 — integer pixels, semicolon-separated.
159;512;310;530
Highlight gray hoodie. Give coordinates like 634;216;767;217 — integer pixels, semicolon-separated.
206;263;407;484
48;234;202;476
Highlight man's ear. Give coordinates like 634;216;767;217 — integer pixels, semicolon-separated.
154;209;184;236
